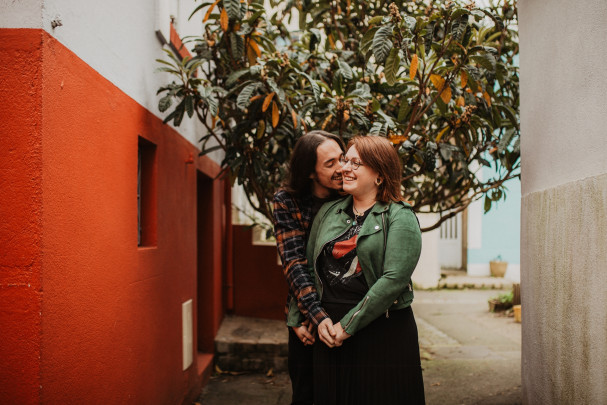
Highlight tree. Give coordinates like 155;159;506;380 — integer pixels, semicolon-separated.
157;0;519;231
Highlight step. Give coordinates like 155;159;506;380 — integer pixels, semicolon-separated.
438;275;515;290
214;315;288;373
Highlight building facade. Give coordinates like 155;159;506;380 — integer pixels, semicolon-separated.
0;1;229;403
520;0;607;403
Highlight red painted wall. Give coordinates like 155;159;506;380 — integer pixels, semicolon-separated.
0;29;226;404
232;226;287;320
0;29;44;405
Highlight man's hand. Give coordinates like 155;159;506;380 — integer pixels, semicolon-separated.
318;318;338;347
333;322;351;346
292;320;315;346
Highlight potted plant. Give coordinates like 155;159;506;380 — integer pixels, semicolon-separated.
490;255;508;278
488;290;513;312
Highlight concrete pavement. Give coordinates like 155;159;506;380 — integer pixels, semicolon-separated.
196;289;521;405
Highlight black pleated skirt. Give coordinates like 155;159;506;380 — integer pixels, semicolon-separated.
313;303;425;405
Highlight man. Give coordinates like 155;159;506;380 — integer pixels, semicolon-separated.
272;130;344;405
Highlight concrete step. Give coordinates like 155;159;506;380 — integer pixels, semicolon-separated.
214;315;288;373
438;274;515;290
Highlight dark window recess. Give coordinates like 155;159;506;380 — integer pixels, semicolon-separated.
138;137;157;246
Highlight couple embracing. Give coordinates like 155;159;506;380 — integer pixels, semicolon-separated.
273;131;425;405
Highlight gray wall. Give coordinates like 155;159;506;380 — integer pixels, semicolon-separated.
519;0;607;403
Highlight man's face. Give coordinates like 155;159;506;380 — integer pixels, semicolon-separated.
310;139;343;198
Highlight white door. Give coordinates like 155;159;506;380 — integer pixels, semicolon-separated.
438;213;462;269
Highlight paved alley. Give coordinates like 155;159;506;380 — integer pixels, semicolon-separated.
197;289;521;405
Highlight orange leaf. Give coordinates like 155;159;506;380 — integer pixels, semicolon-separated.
389;135;407;145
291;110;298;129
328;34;336;50
436;126;449;142
249;39;261;57
409;54;418;80
456;96;465;107
220;8;229;31
203;0;221;23
271;101;279;128
247;45;257;65
460;70;468;88
249;95;262;102
262;92;275;112
483;91;492;107
440;87;452;104
321;115;332;130
430;74;445;92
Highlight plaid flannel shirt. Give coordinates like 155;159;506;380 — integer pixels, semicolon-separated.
273;189;330;326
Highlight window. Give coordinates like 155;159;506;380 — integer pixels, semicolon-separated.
138;137;157;246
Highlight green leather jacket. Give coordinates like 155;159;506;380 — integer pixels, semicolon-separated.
287;195;422;336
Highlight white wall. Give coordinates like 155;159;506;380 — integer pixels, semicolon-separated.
1;0;215;159
413;213;441;289
519;0;607;403
0;0;42;28
520;1;607;195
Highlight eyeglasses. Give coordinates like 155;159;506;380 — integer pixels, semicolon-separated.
339;155;364;170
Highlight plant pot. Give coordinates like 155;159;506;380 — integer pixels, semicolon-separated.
513;305;521;323
488;299;511;312
490;260;508;277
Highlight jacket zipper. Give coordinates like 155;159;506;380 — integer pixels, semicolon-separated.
345;295;370;330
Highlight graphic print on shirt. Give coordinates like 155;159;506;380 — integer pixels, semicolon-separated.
323;225;364;286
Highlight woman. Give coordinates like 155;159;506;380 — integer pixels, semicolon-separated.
295;136;425;404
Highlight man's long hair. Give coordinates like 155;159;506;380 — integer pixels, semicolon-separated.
284;130;345;197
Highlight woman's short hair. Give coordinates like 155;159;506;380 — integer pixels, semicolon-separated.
285;130;345;197
347;136;404;203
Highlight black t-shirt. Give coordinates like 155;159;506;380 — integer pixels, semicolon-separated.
317;204;372;305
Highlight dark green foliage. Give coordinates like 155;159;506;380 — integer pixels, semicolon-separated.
156;0;519;231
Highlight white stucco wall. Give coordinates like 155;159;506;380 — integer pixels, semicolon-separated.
0;0;42;28
413;213;441;289
519;0;607;403
520;0;607;195
1;0;214;159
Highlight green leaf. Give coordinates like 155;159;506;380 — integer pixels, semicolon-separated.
495;103;519;130
185;95;194;118
230;33;244;60
372;25;393;64
484;195;492;213
199;144;224;157
451;14;469;42
470;53;496;72
384;48;401;86
368;16;383;26
403;16;416;31
338;60;353;80
226;69;249;87
158;95;172;112
479;9;505;31
397;101;411;122
237;83;260;110
451;8;469;20
223;0;242;20
300;72;320;102
360;27;379;56
498;128;516;153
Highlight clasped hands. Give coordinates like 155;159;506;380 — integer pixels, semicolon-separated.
293;318;351;347
317;318;350;348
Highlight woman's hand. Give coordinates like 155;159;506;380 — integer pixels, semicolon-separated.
334;322;351;346
318;318;338;347
292;320;315;346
